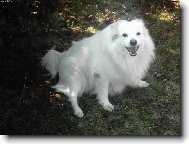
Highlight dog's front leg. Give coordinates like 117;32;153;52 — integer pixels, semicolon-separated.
138;80;149;88
96;78;114;112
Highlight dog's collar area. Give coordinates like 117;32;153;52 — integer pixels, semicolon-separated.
125;45;140;56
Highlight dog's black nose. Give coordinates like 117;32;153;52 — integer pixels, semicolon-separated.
130;39;137;46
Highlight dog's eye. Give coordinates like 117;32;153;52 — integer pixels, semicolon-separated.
122;33;128;37
136;32;141;36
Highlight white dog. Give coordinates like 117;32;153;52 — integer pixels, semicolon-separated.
42;19;155;117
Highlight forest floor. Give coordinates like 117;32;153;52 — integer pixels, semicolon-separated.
0;0;181;135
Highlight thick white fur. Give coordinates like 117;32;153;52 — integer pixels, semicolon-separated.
42;19;155;117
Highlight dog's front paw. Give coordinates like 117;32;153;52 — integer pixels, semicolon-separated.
74;108;84;118
102;102;114;112
138;81;149;87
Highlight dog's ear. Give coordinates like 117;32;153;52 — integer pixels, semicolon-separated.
137;19;150;37
133;19;144;23
110;20;124;41
132;19;145;27
132;19;149;36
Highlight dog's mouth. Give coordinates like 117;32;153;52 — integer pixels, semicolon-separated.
125;45;140;56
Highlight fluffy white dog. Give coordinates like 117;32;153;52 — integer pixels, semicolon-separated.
42;19;155;117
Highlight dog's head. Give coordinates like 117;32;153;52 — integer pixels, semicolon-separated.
111;19;147;56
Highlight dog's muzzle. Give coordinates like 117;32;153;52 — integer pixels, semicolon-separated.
125;45;140;56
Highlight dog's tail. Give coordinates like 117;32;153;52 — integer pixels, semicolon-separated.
41;45;63;78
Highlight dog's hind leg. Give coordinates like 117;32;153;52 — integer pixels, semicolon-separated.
69;93;84;118
95;78;114;112
67;76;84;117
53;73;84;117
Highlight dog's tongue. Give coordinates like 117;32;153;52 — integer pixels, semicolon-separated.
129;51;137;56
127;47;138;56
130;47;137;52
